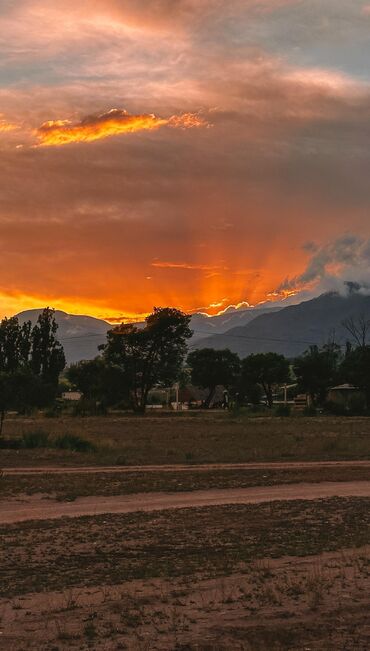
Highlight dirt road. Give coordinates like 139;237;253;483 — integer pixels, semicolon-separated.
1;480;370;524
4;460;370;475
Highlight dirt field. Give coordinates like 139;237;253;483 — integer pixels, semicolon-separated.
1;414;370;649
1;498;370;649
1;462;370;500
2;481;370;524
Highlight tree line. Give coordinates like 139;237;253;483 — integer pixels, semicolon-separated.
1;306;370;425
68;308;370;415
0;308;65;432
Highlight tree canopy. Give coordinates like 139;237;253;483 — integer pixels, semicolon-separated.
187;348;240;408
101;307;192;412
293;343;340;405
0;308;65;433
241;352;290;408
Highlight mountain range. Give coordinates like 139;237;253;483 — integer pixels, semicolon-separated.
15;291;370;363
197;292;370;358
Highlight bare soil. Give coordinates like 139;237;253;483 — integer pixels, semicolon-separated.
1;481;370;524
1;498;369;649
1;462;369;501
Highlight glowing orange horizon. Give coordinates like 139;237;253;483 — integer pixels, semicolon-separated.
0;282;299;325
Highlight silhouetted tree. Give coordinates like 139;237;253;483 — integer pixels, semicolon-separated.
341;345;370;409
293;343;341;405
30;308;66;386
67;358;128;407
101;307;192;413
187;348;241;408
242;352;290;408
342;314;370;349
0;309;65;433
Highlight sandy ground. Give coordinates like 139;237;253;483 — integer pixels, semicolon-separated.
4;459;370;475
1;545;370;650
1;480;370;524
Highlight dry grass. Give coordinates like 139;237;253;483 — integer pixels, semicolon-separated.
1;412;370;467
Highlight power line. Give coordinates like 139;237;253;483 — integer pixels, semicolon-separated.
58;327;346;350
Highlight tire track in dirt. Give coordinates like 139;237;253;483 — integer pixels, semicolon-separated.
4;460;370;475
1;481;370;524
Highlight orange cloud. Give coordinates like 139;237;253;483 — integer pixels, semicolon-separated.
151;261;226;271
35;108;207;147
0;119;18;133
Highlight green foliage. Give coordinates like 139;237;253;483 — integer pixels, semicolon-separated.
187;348;240;408
101;307;192;412
22;429;50;449
241;352;290;408
54;434;96;453
275;403;291;417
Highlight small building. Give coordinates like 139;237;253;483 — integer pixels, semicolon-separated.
62;391;82;402
327;384;363;407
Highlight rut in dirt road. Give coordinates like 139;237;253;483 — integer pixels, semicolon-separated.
4;460;370;475
1;481;370;524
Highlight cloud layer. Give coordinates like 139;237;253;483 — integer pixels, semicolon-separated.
0;1;369;319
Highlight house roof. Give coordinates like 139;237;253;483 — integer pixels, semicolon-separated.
329;383;359;391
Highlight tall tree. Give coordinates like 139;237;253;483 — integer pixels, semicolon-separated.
293;343;341;405
30;308;66;386
341;345;370;409
187;348;240;408
342;314;370;349
101;307;192;413
67;358;127;407
242;352;290;408
0;309;65;434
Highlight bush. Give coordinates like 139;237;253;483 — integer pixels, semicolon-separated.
44;403;63;418
324;401;347;416
54;433;96;453
275;404;291;417
72;399;107;417
303;404;317;417
348;393;367;416
22;429;50;449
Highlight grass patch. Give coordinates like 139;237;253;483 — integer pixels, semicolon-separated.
22;429;50;449
54;433;96;453
19;429;96;453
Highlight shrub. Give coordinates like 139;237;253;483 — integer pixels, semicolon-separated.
324;401;347;416
302;404;317;417
54;434;96;453
72;399;107;417
22;429;50;449
275;404;291;417
348;393;367;416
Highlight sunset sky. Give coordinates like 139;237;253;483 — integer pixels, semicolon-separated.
1;0;369;321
